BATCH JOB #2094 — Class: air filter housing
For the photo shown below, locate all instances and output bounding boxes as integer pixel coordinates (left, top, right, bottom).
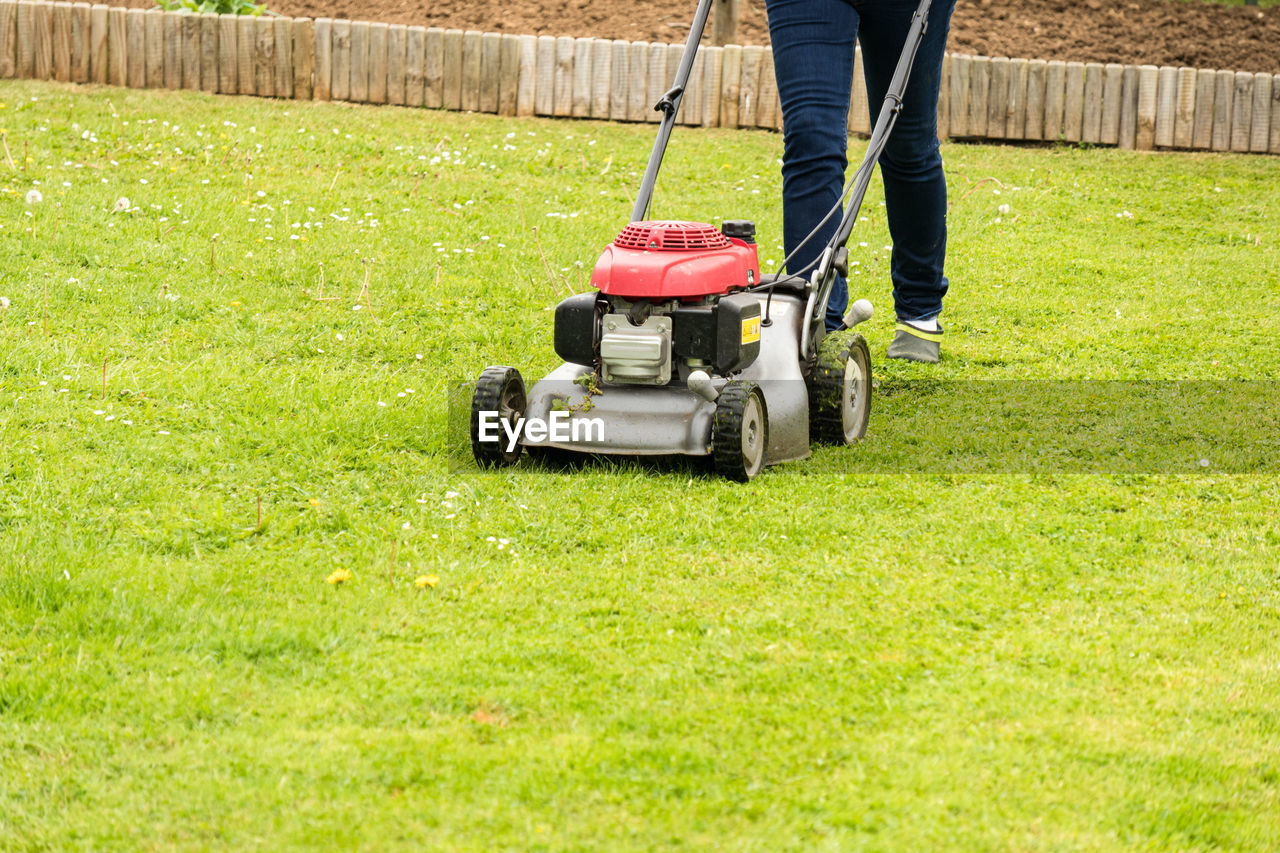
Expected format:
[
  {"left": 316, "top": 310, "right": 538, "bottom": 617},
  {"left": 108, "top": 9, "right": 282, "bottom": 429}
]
[{"left": 590, "top": 220, "right": 760, "bottom": 299}]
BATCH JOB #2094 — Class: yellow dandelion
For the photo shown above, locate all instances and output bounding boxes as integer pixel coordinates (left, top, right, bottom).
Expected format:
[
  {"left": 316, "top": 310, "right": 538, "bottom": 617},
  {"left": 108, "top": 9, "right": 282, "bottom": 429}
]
[
  {"left": 326, "top": 568, "right": 352, "bottom": 585},
  {"left": 414, "top": 574, "right": 439, "bottom": 589},
  {"left": 308, "top": 497, "right": 320, "bottom": 506}
]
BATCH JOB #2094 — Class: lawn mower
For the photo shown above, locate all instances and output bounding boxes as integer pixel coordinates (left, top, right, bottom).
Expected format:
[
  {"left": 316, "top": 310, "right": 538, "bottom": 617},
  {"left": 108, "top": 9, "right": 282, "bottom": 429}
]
[{"left": 471, "top": 0, "right": 933, "bottom": 480}]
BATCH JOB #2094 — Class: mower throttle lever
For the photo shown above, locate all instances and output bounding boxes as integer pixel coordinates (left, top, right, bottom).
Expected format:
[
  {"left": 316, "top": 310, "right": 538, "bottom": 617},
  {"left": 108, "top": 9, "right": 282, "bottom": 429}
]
[{"left": 654, "top": 86, "right": 685, "bottom": 117}]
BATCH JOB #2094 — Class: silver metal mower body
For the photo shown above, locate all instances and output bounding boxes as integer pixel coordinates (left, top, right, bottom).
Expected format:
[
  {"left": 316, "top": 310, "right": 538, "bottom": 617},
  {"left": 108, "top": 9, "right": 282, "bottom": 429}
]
[{"left": 521, "top": 292, "right": 811, "bottom": 466}]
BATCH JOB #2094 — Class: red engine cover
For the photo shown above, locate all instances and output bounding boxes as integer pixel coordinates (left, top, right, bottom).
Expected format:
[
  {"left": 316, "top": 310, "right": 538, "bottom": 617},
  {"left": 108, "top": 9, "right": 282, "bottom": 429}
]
[{"left": 590, "top": 221, "right": 760, "bottom": 299}]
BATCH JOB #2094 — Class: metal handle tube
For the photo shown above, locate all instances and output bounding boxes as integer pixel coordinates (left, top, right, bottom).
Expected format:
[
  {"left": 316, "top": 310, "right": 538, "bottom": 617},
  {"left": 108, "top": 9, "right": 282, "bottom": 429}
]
[{"left": 630, "top": 0, "right": 715, "bottom": 223}]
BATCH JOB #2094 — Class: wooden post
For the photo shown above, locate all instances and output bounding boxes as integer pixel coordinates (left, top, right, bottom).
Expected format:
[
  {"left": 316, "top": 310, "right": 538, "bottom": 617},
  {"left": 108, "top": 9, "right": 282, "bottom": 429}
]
[
  {"left": 217, "top": 14, "right": 236, "bottom": 94},
  {"left": 294, "top": 17, "right": 313, "bottom": 100},
  {"left": 442, "top": 28, "right": 462, "bottom": 109},
  {"left": 404, "top": 25, "right": 425, "bottom": 107},
  {"left": 273, "top": 16, "right": 292, "bottom": 98},
  {"left": 739, "top": 44, "right": 761, "bottom": 128},
  {"left": 1007, "top": 58, "right": 1028, "bottom": 139},
  {"left": 553, "top": 35, "right": 573, "bottom": 117},
  {"left": 1100, "top": 63, "right": 1123, "bottom": 145},
  {"left": 236, "top": 15, "right": 255, "bottom": 96},
  {"left": 53, "top": 2, "right": 73, "bottom": 83},
  {"left": 646, "top": 41, "right": 666, "bottom": 124},
  {"left": 949, "top": 55, "right": 971, "bottom": 137},
  {"left": 1250, "top": 74, "right": 1271, "bottom": 153},
  {"left": 368, "top": 22, "right": 389, "bottom": 105},
  {"left": 1211, "top": 69, "right": 1233, "bottom": 151},
  {"left": 107, "top": 7, "right": 128, "bottom": 87},
  {"left": 198, "top": 13, "right": 216, "bottom": 93},
  {"left": 122, "top": 8, "right": 142, "bottom": 86},
  {"left": 386, "top": 24, "right": 406, "bottom": 106},
  {"left": 15, "top": 2, "right": 33, "bottom": 78},
  {"left": 1024, "top": 59, "right": 1046, "bottom": 141},
  {"left": 72, "top": 3, "right": 91, "bottom": 84},
  {"left": 1155, "top": 66, "right": 1177, "bottom": 148},
  {"left": 330, "top": 19, "right": 349, "bottom": 101},
  {"left": 479, "top": 31, "right": 500, "bottom": 113},
  {"left": 348, "top": 21, "right": 369, "bottom": 103},
  {"left": 89, "top": 4, "right": 106, "bottom": 84},
  {"left": 533, "top": 34, "right": 553, "bottom": 116},
  {"left": 712, "top": 0, "right": 738, "bottom": 47},
  {"left": 179, "top": 11, "right": 198, "bottom": 92},
  {"left": 498, "top": 33, "right": 519, "bottom": 116},
  {"left": 1136, "top": 65, "right": 1158, "bottom": 150},
  {"left": 1063, "top": 61, "right": 1084, "bottom": 142},
  {"left": 968, "top": 56, "right": 989, "bottom": 138},
  {"left": 610, "top": 39, "right": 629, "bottom": 121},
  {"left": 684, "top": 46, "right": 705, "bottom": 126},
  {"left": 33, "top": 3, "right": 53, "bottom": 81},
  {"left": 139, "top": 7, "right": 162, "bottom": 88},
  {"left": 161, "top": 10, "right": 180, "bottom": 89},
  {"left": 986, "top": 57, "right": 1008, "bottom": 138},
  {"left": 759, "top": 48, "right": 778, "bottom": 130},
  {"left": 460, "top": 29, "right": 481, "bottom": 110},
  {"left": 313, "top": 18, "right": 331, "bottom": 100},
  {"left": 588, "top": 37, "right": 609, "bottom": 119},
  {"left": 627, "top": 40, "right": 649, "bottom": 122},
  {"left": 571, "top": 37, "right": 591, "bottom": 118},
  {"left": 1118, "top": 65, "right": 1138, "bottom": 150},
  {"left": 254, "top": 16, "right": 274, "bottom": 97},
  {"left": 515, "top": 34, "right": 535, "bottom": 117},
  {"left": 0, "top": 1, "right": 14, "bottom": 79},
  {"left": 424, "top": 27, "right": 445, "bottom": 108},
  {"left": 1081, "top": 62, "right": 1103, "bottom": 143},
  {"left": 1171, "top": 67, "right": 1196, "bottom": 149},
  {"left": 1229, "top": 71, "right": 1252, "bottom": 152},
  {"left": 719, "top": 44, "right": 740, "bottom": 128},
  {"left": 850, "top": 46, "right": 869, "bottom": 134},
  {"left": 1042, "top": 59, "right": 1064, "bottom": 140},
  {"left": 702, "top": 45, "right": 724, "bottom": 128}
]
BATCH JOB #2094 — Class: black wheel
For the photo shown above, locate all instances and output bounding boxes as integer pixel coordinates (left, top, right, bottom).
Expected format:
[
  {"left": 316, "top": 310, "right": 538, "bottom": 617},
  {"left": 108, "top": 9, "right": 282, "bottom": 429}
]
[
  {"left": 471, "top": 366, "right": 526, "bottom": 468},
  {"left": 713, "top": 381, "right": 768, "bottom": 482},
  {"left": 809, "top": 330, "right": 871, "bottom": 445}
]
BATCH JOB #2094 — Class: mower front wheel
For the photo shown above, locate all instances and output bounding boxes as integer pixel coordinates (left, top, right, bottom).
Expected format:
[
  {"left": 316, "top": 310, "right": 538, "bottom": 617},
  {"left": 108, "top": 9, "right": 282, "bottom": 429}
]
[
  {"left": 808, "top": 330, "right": 871, "bottom": 445},
  {"left": 713, "top": 381, "right": 768, "bottom": 482},
  {"left": 471, "top": 366, "right": 526, "bottom": 468}
]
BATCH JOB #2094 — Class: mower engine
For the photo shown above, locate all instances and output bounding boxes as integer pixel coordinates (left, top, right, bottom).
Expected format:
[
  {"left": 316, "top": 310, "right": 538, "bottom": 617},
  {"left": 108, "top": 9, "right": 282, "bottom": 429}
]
[{"left": 553, "top": 220, "right": 763, "bottom": 387}]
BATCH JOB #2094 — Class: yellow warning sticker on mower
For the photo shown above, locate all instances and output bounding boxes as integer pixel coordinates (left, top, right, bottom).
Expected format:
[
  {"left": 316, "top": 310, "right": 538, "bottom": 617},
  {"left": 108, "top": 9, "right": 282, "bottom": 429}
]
[{"left": 742, "top": 316, "right": 761, "bottom": 345}]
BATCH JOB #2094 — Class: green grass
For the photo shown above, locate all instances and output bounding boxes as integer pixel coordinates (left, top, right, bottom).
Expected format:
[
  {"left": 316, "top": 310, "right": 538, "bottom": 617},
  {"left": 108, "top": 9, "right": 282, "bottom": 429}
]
[{"left": 1, "top": 80, "right": 1279, "bottom": 851}]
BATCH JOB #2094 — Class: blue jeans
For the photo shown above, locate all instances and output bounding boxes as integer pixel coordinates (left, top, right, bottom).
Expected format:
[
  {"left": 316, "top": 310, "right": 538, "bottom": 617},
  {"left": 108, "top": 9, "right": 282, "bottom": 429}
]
[{"left": 765, "top": 0, "right": 955, "bottom": 329}]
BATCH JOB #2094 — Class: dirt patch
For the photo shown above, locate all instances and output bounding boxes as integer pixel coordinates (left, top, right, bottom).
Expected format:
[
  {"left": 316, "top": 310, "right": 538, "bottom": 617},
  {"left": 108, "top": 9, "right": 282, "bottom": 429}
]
[{"left": 108, "top": 0, "right": 1280, "bottom": 75}]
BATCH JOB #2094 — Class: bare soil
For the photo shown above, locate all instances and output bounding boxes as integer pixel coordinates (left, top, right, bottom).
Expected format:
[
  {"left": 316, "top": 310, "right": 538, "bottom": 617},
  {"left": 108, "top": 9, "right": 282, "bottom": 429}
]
[{"left": 113, "top": 0, "right": 1280, "bottom": 74}]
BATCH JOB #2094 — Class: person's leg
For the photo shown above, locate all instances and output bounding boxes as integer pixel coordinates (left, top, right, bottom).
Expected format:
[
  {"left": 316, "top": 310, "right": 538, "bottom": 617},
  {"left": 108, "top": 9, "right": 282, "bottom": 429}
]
[
  {"left": 856, "top": 0, "right": 955, "bottom": 326},
  {"left": 765, "top": 0, "right": 859, "bottom": 331}
]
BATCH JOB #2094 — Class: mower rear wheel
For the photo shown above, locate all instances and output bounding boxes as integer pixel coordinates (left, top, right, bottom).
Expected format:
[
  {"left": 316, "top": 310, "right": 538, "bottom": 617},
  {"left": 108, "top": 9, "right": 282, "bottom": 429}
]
[
  {"left": 713, "top": 381, "right": 768, "bottom": 482},
  {"left": 808, "top": 330, "right": 871, "bottom": 445},
  {"left": 471, "top": 366, "right": 526, "bottom": 468}
]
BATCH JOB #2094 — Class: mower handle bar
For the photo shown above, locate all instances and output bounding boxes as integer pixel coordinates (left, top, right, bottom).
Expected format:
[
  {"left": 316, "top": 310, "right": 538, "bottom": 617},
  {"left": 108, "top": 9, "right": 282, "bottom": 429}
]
[{"left": 630, "top": 0, "right": 715, "bottom": 223}]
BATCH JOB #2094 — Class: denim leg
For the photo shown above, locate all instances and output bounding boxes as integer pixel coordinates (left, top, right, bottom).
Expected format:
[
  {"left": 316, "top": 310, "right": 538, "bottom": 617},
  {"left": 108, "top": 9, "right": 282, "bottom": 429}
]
[
  {"left": 764, "top": 0, "right": 859, "bottom": 331},
  {"left": 856, "top": 0, "right": 956, "bottom": 322}
]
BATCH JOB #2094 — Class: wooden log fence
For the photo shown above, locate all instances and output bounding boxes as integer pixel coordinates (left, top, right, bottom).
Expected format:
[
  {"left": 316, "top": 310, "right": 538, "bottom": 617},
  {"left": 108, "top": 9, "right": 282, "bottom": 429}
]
[{"left": 0, "top": 1, "right": 1278, "bottom": 154}]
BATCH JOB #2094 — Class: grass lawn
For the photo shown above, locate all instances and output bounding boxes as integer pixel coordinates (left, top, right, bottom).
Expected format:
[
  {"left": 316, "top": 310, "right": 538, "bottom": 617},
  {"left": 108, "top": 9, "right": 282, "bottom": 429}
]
[{"left": 1, "top": 79, "right": 1278, "bottom": 850}]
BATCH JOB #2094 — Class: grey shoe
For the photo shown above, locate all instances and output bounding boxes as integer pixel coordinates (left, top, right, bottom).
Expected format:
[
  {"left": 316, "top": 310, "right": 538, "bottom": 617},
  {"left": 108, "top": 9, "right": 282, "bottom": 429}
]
[{"left": 887, "top": 321, "right": 943, "bottom": 364}]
